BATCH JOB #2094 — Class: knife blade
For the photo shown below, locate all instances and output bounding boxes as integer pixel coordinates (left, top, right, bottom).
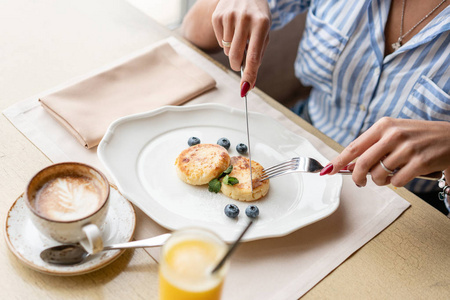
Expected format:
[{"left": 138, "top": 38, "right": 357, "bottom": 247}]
[{"left": 241, "top": 55, "right": 253, "bottom": 192}]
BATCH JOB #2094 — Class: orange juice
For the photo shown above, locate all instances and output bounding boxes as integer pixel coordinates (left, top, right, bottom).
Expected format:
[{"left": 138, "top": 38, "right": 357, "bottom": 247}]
[{"left": 159, "top": 228, "right": 229, "bottom": 300}]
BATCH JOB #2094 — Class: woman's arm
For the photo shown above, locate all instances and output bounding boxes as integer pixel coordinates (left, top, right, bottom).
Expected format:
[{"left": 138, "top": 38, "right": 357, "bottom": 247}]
[{"left": 180, "top": 0, "right": 221, "bottom": 52}]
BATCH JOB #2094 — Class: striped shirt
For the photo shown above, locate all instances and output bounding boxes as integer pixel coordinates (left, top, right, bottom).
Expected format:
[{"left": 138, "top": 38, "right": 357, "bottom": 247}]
[{"left": 269, "top": 0, "right": 450, "bottom": 192}]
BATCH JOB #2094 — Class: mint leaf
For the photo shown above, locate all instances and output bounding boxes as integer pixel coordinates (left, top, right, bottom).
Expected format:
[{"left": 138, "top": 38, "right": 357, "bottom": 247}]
[
  {"left": 221, "top": 165, "right": 233, "bottom": 178},
  {"left": 224, "top": 165, "right": 233, "bottom": 174},
  {"left": 208, "top": 178, "right": 221, "bottom": 193},
  {"left": 227, "top": 177, "right": 239, "bottom": 185},
  {"left": 223, "top": 175, "right": 239, "bottom": 186},
  {"left": 218, "top": 165, "right": 233, "bottom": 179}
]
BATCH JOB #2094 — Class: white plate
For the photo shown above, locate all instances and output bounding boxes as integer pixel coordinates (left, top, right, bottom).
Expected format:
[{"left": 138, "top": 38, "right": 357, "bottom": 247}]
[
  {"left": 5, "top": 187, "right": 136, "bottom": 275},
  {"left": 98, "top": 103, "right": 341, "bottom": 242}
]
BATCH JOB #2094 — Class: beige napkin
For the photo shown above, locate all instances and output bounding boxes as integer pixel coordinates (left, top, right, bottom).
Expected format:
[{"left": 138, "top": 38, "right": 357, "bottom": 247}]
[{"left": 39, "top": 42, "right": 216, "bottom": 149}]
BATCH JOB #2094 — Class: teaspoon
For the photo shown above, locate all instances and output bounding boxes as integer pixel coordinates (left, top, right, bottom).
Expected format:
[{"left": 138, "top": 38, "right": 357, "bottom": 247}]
[{"left": 40, "top": 233, "right": 171, "bottom": 265}]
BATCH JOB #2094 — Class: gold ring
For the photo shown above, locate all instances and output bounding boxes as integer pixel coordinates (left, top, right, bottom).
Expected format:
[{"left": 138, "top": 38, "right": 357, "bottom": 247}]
[
  {"left": 222, "top": 40, "right": 231, "bottom": 48},
  {"left": 379, "top": 160, "right": 395, "bottom": 174}
]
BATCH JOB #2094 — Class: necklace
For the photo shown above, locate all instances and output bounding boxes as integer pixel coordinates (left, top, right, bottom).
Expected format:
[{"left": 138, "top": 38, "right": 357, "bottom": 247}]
[{"left": 391, "top": 0, "right": 447, "bottom": 51}]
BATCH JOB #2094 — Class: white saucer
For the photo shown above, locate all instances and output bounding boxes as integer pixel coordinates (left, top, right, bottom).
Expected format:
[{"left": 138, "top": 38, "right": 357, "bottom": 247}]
[{"left": 5, "top": 186, "right": 136, "bottom": 276}]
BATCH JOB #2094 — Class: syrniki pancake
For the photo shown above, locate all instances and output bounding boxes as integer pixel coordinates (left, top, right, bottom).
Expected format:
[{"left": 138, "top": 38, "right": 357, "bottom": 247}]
[
  {"left": 175, "top": 144, "right": 231, "bottom": 185},
  {"left": 220, "top": 156, "right": 269, "bottom": 201}
]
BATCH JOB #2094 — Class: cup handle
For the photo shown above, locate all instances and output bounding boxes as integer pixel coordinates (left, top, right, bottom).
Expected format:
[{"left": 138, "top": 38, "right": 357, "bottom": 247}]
[{"left": 80, "top": 224, "right": 103, "bottom": 254}]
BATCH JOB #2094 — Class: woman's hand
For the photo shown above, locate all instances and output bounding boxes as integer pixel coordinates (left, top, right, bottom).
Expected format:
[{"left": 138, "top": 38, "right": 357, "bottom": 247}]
[
  {"left": 324, "top": 117, "right": 450, "bottom": 187},
  {"left": 181, "top": 0, "right": 271, "bottom": 95},
  {"left": 212, "top": 0, "right": 271, "bottom": 93}
]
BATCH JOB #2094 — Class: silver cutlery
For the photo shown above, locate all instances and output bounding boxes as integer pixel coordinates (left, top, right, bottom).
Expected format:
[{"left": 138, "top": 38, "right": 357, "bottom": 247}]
[
  {"left": 40, "top": 233, "right": 171, "bottom": 265},
  {"left": 259, "top": 157, "right": 442, "bottom": 182},
  {"left": 241, "top": 50, "right": 253, "bottom": 192}
]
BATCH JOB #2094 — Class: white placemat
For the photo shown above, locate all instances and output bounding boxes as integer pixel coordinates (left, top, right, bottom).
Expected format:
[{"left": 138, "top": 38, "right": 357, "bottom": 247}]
[{"left": 3, "top": 36, "right": 409, "bottom": 300}]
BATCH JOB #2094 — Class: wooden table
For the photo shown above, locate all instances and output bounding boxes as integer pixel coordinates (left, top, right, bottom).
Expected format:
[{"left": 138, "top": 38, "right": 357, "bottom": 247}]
[{"left": 1, "top": 0, "right": 448, "bottom": 299}]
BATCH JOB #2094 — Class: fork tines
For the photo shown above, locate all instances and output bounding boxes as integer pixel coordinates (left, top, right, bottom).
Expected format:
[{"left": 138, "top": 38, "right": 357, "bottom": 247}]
[{"left": 259, "top": 158, "right": 300, "bottom": 182}]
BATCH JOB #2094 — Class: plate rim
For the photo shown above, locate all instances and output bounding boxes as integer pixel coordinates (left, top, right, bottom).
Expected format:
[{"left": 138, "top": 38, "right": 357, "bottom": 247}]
[{"left": 98, "top": 103, "right": 342, "bottom": 242}]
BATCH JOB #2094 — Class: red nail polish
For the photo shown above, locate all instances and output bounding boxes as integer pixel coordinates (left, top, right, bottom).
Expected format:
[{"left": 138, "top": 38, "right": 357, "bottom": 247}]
[
  {"left": 320, "top": 163, "right": 333, "bottom": 176},
  {"left": 241, "top": 81, "right": 250, "bottom": 97}
]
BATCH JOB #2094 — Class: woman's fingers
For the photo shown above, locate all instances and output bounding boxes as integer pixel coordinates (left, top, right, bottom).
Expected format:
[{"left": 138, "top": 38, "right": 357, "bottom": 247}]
[
  {"left": 220, "top": 11, "right": 235, "bottom": 56},
  {"left": 328, "top": 118, "right": 390, "bottom": 175},
  {"left": 329, "top": 118, "right": 407, "bottom": 187},
  {"left": 327, "top": 118, "right": 450, "bottom": 188},
  {"left": 211, "top": 8, "right": 225, "bottom": 49},
  {"left": 211, "top": 0, "right": 270, "bottom": 90},
  {"left": 228, "top": 18, "right": 249, "bottom": 71},
  {"left": 349, "top": 137, "right": 401, "bottom": 187},
  {"left": 240, "top": 16, "right": 270, "bottom": 89}
]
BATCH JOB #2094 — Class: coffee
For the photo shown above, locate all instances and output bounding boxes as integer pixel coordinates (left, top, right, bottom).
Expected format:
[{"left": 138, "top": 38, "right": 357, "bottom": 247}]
[
  {"left": 34, "top": 175, "right": 105, "bottom": 221},
  {"left": 27, "top": 162, "right": 109, "bottom": 223},
  {"left": 26, "top": 162, "right": 110, "bottom": 251}
]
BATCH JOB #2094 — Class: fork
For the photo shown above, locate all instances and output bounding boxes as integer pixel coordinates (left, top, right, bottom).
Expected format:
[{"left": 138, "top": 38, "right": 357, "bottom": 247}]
[
  {"left": 259, "top": 157, "right": 349, "bottom": 182},
  {"left": 258, "top": 157, "right": 441, "bottom": 182}
]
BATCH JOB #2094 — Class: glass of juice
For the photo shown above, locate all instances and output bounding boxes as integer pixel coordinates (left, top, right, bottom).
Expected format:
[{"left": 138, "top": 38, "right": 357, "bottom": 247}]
[{"left": 159, "top": 228, "right": 229, "bottom": 300}]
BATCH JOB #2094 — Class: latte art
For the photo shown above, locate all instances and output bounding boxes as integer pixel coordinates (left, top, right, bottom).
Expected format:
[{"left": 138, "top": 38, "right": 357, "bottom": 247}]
[{"left": 35, "top": 176, "right": 104, "bottom": 221}]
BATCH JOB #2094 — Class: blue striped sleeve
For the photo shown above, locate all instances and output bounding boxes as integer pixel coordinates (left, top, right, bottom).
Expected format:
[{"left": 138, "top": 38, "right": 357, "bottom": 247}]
[{"left": 269, "top": 0, "right": 311, "bottom": 30}]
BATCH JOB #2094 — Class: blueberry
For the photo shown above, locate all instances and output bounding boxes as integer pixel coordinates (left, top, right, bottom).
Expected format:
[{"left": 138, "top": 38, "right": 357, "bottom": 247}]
[
  {"left": 188, "top": 137, "right": 201, "bottom": 146},
  {"left": 236, "top": 143, "right": 248, "bottom": 154},
  {"left": 217, "top": 138, "right": 230, "bottom": 150},
  {"left": 224, "top": 204, "right": 239, "bottom": 218},
  {"left": 245, "top": 205, "right": 259, "bottom": 218}
]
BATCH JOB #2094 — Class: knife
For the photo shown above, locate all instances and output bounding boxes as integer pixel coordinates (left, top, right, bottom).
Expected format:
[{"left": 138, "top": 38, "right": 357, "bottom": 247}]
[{"left": 240, "top": 53, "right": 253, "bottom": 192}]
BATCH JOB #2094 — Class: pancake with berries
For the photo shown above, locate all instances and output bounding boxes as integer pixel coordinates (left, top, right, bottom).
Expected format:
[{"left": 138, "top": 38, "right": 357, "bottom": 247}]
[{"left": 220, "top": 156, "right": 269, "bottom": 201}]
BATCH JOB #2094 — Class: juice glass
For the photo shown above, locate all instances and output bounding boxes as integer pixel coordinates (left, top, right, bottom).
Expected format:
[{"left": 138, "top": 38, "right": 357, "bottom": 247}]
[{"left": 159, "top": 228, "right": 229, "bottom": 300}]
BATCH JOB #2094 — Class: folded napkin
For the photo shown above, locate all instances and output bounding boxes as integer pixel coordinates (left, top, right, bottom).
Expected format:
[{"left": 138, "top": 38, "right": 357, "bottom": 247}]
[{"left": 39, "top": 42, "right": 216, "bottom": 148}]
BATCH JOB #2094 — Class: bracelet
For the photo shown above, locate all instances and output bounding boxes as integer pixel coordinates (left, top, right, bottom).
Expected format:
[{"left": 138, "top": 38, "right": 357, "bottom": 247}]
[{"left": 437, "top": 171, "right": 450, "bottom": 214}]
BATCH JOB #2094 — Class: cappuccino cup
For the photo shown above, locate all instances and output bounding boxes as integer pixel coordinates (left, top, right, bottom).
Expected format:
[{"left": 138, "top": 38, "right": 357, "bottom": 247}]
[{"left": 25, "top": 162, "right": 110, "bottom": 254}]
